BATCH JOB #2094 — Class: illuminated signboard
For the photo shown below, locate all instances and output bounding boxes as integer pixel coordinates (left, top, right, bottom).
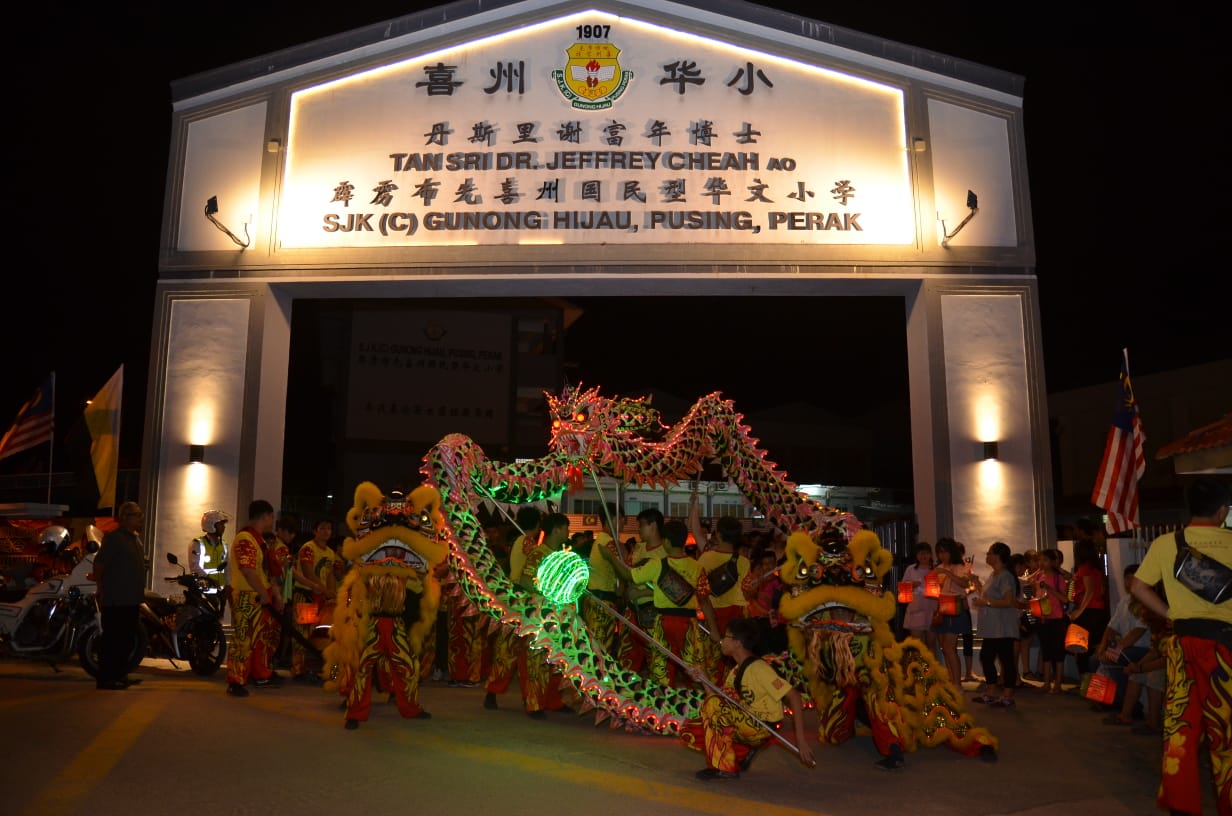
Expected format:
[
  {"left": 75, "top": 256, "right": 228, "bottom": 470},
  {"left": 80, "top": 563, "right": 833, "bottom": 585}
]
[{"left": 280, "top": 10, "right": 912, "bottom": 247}]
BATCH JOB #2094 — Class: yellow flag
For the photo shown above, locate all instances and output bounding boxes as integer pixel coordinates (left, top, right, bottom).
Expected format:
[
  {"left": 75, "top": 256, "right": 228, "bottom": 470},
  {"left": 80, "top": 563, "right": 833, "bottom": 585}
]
[{"left": 84, "top": 366, "right": 123, "bottom": 510}]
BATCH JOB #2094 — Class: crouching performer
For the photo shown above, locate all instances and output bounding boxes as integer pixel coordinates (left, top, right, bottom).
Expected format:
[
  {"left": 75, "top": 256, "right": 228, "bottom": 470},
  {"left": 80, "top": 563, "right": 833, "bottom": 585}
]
[
  {"left": 778, "top": 527, "right": 997, "bottom": 770},
  {"left": 323, "top": 481, "right": 449, "bottom": 730},
  {"left": 680, "top": 617, "right": 816, "bottom": 780}
]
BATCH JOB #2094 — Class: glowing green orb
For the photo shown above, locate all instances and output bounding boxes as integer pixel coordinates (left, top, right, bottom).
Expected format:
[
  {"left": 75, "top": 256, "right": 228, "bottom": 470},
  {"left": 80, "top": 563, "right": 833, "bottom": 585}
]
[{"left": 536, "top": 549, "right": 590, "bottom": 606}]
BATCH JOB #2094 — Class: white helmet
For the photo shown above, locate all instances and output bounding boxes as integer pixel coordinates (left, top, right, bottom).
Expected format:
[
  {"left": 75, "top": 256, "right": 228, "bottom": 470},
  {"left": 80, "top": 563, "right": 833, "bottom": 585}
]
[
  {"left": 40, "top": 525, "right": 71, "bottom": 555},
  {"left": 201, "top": 510, "right": 231, "bottom": 534}
]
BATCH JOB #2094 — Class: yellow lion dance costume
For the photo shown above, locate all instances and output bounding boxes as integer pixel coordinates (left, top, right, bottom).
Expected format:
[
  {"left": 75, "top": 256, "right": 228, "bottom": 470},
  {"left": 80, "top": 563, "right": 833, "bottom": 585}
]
[
  {"left": 324, "top": 481, "right": 449, "bottom": 729},
  {"left": 778, "top": 528, "right": 997, "bottom": 767}
]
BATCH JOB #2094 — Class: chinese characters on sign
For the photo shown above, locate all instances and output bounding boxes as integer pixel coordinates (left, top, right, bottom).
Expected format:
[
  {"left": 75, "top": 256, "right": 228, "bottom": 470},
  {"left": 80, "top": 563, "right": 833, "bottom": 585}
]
[{"left": 282, "top": 17, "right": 913, "bottom": 246}]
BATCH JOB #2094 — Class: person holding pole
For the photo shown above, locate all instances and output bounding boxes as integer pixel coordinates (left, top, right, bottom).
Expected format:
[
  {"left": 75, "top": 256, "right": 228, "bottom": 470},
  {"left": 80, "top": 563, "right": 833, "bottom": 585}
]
[
  {"left": 602, "top": 518, "right": 717, "bottom": 688},
  {"left": 679, "top": 617, "right": 815, "bottom": 780}
]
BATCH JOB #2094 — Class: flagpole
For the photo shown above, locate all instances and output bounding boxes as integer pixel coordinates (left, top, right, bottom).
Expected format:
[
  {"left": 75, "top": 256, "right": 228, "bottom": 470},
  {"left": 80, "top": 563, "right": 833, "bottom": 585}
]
[{"left": 46, "top": 371, "right": 55, "bottom": 505}]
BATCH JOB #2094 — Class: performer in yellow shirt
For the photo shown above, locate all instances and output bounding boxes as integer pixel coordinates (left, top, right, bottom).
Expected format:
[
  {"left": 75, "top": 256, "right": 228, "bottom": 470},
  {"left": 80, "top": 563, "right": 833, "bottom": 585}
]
[
  {"left": 290, "top": 518, "right": 335, "bottom": 682},
  {"left": 1130, "top": 477, "right": 1232, "bottom": 816},
  {"left": 485, "top": 513, "right": 570, "bottom": 718},
  {"left": 693, "top": 511, "right": 750, "bottom": 684},
  {"left": 484, "top": 507, "right": 543, "bottom": 708},
  {"left": 583, "top": 530, "right": 624, "bottom": 660},
  {"left": 680, "top": 617, "right": 814, "bottom": 780},
  {"left": 225, "top": 500, "right": 282, "bottom": 697},
  {"left": 603, "top": 518, "right": 717, "bottom": 688}
]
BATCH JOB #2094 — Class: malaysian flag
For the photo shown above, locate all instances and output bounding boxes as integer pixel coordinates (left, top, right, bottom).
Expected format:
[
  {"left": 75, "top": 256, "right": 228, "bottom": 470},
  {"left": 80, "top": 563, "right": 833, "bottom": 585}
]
[
  {"left": 1090, "top": 350, "right": 1146, "bottom": 534},
  {"left": 0, "top": 373, "right": 55, "bottom": 462}
]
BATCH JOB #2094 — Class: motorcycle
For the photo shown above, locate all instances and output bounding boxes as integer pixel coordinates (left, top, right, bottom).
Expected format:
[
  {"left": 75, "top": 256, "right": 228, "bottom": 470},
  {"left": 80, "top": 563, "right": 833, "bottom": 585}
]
[
  {"left": 0, "top": 526, "right": 103, "bottom": 671},
  {"left": 79, "top": 552, "right": 228, "bottom": 677}
]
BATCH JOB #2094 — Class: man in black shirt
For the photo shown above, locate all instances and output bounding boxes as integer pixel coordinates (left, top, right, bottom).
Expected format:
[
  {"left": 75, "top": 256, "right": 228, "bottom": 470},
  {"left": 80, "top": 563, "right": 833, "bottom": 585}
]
[{"left": 93, "top": 502, "right": 147, "bottom": 690}]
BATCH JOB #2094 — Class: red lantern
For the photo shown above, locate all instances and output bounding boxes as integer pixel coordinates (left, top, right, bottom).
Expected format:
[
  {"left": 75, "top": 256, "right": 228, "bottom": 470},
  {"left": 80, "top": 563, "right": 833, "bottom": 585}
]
[
  {"left": 938, "top": 594, "right": 959, "bottom": 615},
  {"left": 1084, "top": 672, "right": 1116, "bottom": 705},
  {"left": 294, "top": 602, "right": 320, "bottom": 625},
  {"left": 924, "top": 573, "right": 942, "bottom": 598},
  {"left": 896, "top": 582, "right": 913, "bottom": 603},
  {"left": 1065, "top": 623, "right": 1090, "bottom": 654}
]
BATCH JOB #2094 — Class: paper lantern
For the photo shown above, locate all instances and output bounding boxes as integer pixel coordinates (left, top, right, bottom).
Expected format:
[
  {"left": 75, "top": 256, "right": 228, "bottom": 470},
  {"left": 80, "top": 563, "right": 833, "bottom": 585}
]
[
  {"left": 938, "top": 594, "right": 959, "bottom": 615},
  {"left": 1065, "top": 623, "right": 1090, "bottom": 654},
  {"left": 924, "top": 573, "right": 942, "bottom": 598},
  {"left": 1084, "top": 672, "right": 1116, "bottom": 705},
  {"left": 294, "top": 602, "right": 320, "bottom": 625},
  {"left": 896, "top": 582, "right": 913, "bottom": 603},
  {"left": 1028, "top": 597, "right": 1053, "bottom": 618}
]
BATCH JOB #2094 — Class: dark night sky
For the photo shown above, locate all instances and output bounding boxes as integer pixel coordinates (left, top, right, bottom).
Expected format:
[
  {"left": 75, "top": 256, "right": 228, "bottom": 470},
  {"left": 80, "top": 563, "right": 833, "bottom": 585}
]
[{"left": 5, "top": 2, "right": 1226, "bottom": 472}]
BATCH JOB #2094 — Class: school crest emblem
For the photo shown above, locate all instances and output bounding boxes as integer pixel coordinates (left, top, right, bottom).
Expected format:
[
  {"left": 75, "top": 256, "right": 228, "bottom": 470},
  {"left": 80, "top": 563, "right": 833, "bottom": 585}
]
[{"left": 552, "top": 42, "right": 632, "bottom": 110}]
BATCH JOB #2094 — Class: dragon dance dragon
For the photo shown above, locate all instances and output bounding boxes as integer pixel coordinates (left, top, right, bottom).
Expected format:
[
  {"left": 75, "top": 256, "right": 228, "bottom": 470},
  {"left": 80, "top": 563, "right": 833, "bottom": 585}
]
[
  {"left": 423, "top": 385, "right": 857, "bottom": 733},
  {"left": 419, "top": 384, "right": 995, "bottom": 756}
]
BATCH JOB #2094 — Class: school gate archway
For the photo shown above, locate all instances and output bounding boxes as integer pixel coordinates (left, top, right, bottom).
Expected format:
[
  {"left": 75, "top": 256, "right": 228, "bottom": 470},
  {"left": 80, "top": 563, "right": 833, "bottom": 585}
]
[{"left": 146, "top": 0, "right": 1049, "bottom": 586}]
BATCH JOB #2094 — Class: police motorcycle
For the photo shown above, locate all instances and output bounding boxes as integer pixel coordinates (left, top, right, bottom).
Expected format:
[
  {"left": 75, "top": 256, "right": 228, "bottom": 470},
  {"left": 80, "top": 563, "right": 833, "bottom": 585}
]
[
  {"left": 0, "top": 525, "right": 104, "bottom": 670},
  {"left": 79, "top": 552, "right": 228, "bottom": 677}
]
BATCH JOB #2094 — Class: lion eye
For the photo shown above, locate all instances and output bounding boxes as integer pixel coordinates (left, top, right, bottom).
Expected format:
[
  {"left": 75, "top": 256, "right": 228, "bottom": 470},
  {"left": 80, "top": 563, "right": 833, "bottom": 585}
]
[{"left": 574, "top": 410, "right": 588, "bottom": 422}]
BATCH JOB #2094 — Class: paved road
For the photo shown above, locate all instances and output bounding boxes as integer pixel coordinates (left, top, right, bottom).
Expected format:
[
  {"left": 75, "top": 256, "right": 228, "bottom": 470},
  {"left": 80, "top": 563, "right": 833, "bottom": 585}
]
[{"left": 0, "top": 657, "right": 1217, "bottom": 816}]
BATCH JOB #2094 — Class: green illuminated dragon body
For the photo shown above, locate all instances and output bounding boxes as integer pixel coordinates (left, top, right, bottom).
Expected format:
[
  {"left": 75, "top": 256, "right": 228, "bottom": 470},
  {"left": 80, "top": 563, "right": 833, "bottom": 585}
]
[{"left": 423, "top": 385, "right": 858, "bottom": 734}]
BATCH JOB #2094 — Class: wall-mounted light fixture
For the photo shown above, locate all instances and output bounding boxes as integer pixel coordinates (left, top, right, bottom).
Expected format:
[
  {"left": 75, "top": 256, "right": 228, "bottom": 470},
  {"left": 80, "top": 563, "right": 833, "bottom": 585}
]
[
  {"left": 981, "top": 441, "right": 1000, "bottom": 461},
  {"left": 189, "top": 444, "right": 206, "bottom": 464},
  {"left": 940, "top": 189, "right": 979, "bottom": 248},
  {"left": 204, "top": 196, "right": 251, "bottom": 249}
]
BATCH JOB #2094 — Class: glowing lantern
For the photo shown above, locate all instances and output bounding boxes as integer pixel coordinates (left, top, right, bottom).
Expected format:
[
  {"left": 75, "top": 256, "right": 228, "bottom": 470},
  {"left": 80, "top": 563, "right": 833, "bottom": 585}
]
[
  {"left": 294, "top": 602, "right": 320, "bottom": 625},
  {"left": 1084, "top": 672, "right": 1116, "bottom": 705},
  {"left": 896, "top": 582, "right": 913, "bottom": 603},
  {"left": 536, "top": 549, "right": 590, "bottom": 606},
  {"left": 1029, "top": 597, "right": 1053, "bottom": 618},
  {"left": 1065, "top": 623, "right": 1090, "bottom": 654},
  {"left": 938, "top": 594, "right": 959, "bottom": 615},
  {"left": 924, "top": 573, "right": 942, "bottom": 598}
]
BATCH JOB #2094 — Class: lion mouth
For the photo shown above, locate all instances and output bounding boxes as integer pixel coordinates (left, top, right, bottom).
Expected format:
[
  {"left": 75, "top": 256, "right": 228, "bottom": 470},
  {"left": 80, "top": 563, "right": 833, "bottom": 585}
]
[
  {"left": 793, "top": 600, "right": 874, "bottom": 635},
  {"left": 362, "top": 540, "right": 428, "bottom": 571}
]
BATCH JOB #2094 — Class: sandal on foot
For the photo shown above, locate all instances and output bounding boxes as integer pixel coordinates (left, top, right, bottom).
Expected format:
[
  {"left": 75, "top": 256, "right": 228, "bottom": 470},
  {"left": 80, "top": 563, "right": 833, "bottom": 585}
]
[
  {"left": 991, "top": 697, "right": 1016, "bottom": 708},
  {"left": 972, "top": 694, "right": 998, "bottom": 704},
  {"left": 1102, "top": 715, "right": 1133, "bottom": 726}
]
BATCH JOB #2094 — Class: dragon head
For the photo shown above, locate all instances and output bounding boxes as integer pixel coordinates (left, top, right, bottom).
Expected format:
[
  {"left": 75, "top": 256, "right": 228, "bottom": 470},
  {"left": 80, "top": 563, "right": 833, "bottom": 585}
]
[
  {"left": 778, "top": 527, "right": 894, "bottom": 637},
  {"left": 341, "top": 481, "right": 449, "bottom": 573},
  {"left": 546, "top": 384, "right": 665, "bottom": 459}
]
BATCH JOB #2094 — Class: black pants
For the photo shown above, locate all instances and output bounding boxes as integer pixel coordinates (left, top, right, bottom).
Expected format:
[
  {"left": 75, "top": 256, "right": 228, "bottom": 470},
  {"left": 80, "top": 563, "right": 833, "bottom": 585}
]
[
  {"left": 1074, "top": 607, "right": 1110, "bottom": 676},
  {"left": 980, "top": 636, "right": 1018, "bottom": 689},
  {"left": 100, "top": 605, "right": 139, "bottom": 684}
]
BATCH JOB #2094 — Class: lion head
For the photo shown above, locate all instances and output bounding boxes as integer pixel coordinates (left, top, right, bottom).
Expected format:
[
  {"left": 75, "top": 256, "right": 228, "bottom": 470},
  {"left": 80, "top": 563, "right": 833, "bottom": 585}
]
[
  {"left": 341, "top": 481, "right": 449, "bottom": 577},
  {"left": 778, "top": 527, "right": 895, "bottom": 637}
]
